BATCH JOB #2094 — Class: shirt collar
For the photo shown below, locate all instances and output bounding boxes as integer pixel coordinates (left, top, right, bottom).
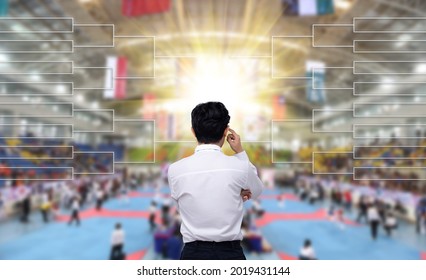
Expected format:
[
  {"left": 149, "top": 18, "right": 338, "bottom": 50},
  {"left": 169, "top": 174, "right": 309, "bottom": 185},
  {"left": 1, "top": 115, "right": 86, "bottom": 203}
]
[{"left": 195, "top": 144, "right": 222, "bottom": 153}]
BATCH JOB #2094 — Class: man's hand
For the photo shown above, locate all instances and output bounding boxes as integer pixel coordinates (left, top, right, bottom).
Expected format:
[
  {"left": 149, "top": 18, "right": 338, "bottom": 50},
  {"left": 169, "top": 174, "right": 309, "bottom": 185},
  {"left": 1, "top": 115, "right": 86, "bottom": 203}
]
[
  {"left": 241, "top": 189, "right": 252, "bottom": 202},
  {"left": 227, "top": 128, "right": 244, "bottom": 154}
]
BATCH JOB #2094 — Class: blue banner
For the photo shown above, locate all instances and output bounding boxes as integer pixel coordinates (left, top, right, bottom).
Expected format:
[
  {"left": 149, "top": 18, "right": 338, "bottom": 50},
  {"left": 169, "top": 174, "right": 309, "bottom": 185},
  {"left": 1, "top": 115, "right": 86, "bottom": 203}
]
[{"left": 0, "top": 0, "right": 8, "bottom": 16}]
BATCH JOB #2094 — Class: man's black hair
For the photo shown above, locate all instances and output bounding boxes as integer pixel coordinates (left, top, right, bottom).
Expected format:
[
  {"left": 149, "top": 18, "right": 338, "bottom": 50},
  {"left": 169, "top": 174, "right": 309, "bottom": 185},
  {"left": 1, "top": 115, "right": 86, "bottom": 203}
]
[
  {"left": 191, "top": 102, "right": 230, "bottom": 144},
  {"left": 304, "top": 239, "right": 311, "bottom": 247}
]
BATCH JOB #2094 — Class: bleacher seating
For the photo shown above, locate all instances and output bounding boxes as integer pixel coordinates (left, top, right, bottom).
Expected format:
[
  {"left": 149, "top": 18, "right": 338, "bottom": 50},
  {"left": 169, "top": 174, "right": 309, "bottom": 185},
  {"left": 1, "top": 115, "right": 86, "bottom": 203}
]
[{"left": 0, "top": 139, "right": 125, "bottom": 182}]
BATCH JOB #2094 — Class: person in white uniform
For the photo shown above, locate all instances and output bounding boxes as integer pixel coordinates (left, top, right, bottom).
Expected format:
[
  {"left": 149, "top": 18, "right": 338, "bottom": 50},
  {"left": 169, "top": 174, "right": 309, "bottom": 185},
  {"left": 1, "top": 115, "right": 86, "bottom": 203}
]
[
  {"left": 367, "top": 203, "right": 381, "bottom": 240},
  {"left": 299, "top": 239, "right": 316, "bottom": 260},
  {"left": 168, "top": 102, "right": 263, "bottom": 260},
  {"left": 110, "top": 223, "right": 125, "bottom": 260}
]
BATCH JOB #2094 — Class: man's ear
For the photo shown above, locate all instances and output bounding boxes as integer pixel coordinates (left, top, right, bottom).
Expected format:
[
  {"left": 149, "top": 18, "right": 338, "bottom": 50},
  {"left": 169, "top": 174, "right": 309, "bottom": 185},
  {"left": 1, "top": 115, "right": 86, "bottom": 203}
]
[
  {"left": 191, "top": 127, "right": 196, "bottom": 138},
  {"left": 224, "top": 126, "right": 230, "bottom": 136}
]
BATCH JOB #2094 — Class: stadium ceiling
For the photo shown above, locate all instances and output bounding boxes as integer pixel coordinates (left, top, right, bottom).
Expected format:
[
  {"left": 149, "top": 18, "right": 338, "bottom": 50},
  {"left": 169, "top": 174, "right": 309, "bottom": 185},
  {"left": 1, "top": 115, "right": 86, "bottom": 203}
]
[{"left": 2, "top": 0, "right": 426, "bottom": 117}]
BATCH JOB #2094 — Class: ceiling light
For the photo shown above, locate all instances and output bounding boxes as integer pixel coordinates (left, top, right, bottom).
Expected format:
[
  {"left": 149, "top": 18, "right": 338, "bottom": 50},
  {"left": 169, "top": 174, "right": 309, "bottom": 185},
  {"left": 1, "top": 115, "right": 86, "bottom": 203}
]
[
  {"left": 415, "top": 63, "right": 426, "bottom": 73},
  {"left": 76, "top": 94, "right": 85, "bottom": 103},
  {"left": 395, "top": 34, "right": 411, "bottom": 47},
  {"left": 334, "top": 0, "right": 352, "bottom": 10},
  {"left": 381, "top": 77, "right": 394, "bottom": 89},
  {"left": 0, "top": 54, "right": 9, "bottom": 62},
  {"left": 30, "top": 74, "right": 41, "bottom": 81},
  {"left": 56, "top": 85, "right": 66, "bottom": 94},
  {"left": 91, "top": 102, "right": 99, "bottom": 109},
  {"left": 11, "top": 24, "right": 25, "bottom": 32}
]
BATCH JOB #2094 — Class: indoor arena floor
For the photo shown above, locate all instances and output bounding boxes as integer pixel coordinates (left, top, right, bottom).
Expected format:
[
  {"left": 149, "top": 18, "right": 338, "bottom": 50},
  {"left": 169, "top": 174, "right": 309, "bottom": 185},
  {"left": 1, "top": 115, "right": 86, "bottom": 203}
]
[{"left": 0, "top": 186, "right": 425, "bottom": 260}]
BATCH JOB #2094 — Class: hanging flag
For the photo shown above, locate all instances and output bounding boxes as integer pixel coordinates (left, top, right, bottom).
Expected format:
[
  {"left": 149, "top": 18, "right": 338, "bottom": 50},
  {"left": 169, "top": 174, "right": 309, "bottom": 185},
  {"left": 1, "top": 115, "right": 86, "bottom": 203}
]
[
  {"left": 142, "top": 93, "right": 156, "bottom": 119},
  {"left": 282, "top": 0, "right": 334, "bottom": 16},
  {"left": 157, "top": 110, "right": 167, "bottom": 139},
  {"left": 0, "top": 0, "right": 8, "bottom": 16},
  {"left": 122, "top": 0, "right": 171, "bottom": 17},
  {"left": 273, "top": 95, "right": 286, "bottom": 119},
  {"left": 306, "top": 60, "right": 326, "bottom": 103},
  {"left": 103, "top": 56, "right": 127, "bottom": 99}
]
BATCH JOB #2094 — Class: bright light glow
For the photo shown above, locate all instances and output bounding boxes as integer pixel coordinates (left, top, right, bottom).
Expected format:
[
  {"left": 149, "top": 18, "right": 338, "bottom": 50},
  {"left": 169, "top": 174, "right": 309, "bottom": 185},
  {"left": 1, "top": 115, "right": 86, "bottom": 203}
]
[
  {"left": 291, "top": 138, "right": 300, "bottom": 152},
  {"left": 184, "top": 57, "right": 258, "bottom": 112},
  {"left": 11, "top": 24, "right": 25, "bottom": 32},
  {"left": 30, "top": 74, "right": 41, "bottom": 81},
  {"left": 334, "top": 0, "right": 352, "bottom": 10},
  {"left": 393, "top": 127, "right": 400, "bottom": 134},
  {"left": 415, "top": 63, "right": 426, "bottom": 73},
  {"left": 0, "top": 54, "right": 9, "bottom": 62},
  {"left": 91, "top": 102, "right": 99, "bottom": 109},
  {"left": 395, "top": 34, "right": 411, "bottom": 47},
  {"left": 56, "top": 85, "right": 66, "bottom": 94},
  {"left": 381, "top": 77, "right": 394, "bottom": 89},
  {"left": 76, "top": 94, "right": 85, "bottom": 103}
]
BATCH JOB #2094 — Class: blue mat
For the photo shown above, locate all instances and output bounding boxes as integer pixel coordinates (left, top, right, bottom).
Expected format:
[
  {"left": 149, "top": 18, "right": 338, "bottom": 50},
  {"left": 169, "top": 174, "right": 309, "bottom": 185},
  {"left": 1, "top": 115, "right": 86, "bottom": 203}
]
[
  {"left": 103, "top": 197, "right": 153, "bottom": 211},
  {"left": 0, "top": 218, "right": 152, "bottom": 260},
  {"left": 245, "top": 199, "right": 321, "bottom": 213},
  {"left": 262, "top": 220, "right": 421, "bottom": 260}
]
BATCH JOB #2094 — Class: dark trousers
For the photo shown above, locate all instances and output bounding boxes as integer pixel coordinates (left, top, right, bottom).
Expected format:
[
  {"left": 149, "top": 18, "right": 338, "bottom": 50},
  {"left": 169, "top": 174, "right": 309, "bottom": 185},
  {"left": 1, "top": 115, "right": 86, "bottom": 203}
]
[
  {"left": 356, "top": 210, "right": 367, "bottom": 223},
  {"left": 149, "top": 213, "right": 156, "bottom": 232},
  {"left": 370, "top": 220, "right": 379, "bottom": 239},
  {"left": 110, "top": 244, "right": 124, "bottom": 260},
  {"left": 180, "top": 240, "right": 246, "bottom": 260},
  {"left": 68, "top": 210, "right": 80, "bottom": 226},
  {"left": 41, "top": 209, "right": 49, "bottom": 223},
  {"left": 96, "top": 199, "right": 103, "bottom": 211},
  {"left": 384, "top": 225, "right": 396, "bottom": 236}
]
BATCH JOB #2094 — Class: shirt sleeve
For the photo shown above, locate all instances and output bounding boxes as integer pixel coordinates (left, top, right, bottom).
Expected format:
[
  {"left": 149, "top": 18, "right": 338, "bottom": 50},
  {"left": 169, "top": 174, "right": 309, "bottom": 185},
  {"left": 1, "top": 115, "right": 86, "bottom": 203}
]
[
  {"left": 244, "top": 158, "right": 263, "bottom": 199},
  {"left": 234, "top": 150, "right": 249, "bottom": 161},
  {"left": 235, "top": 151, "right": 263, "bottom": 199},
  {"left": 246, "top": 161, "right": 263, "bottom": 199},
  {"left": 167, "top": 166, "right": 177, "bottom": 201}
]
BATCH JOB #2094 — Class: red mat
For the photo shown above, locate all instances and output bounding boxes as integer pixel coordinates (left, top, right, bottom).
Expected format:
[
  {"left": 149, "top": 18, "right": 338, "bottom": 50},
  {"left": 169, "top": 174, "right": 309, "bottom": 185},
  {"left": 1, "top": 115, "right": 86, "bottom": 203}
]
[
  {"left": 56, "top": 208, "right": 150, "bottom": 222},
  {"left": 255, "top": 209, "right": 359, "bottom": 227},
  {"left": 259, "top": 194, "right": 299, "bottom": 201},
  {"left": 277, "top": 251, "right": 297, "bottom": 260},
  {"left": 126, "top": 249, "right": 148, "bottom": 260}
]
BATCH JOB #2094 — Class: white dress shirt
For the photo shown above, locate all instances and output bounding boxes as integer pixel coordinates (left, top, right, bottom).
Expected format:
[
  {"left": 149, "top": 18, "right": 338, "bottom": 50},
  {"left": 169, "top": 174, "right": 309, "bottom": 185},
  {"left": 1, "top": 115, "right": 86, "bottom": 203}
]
[
  {"left": 300, "top": 246, "right": 315, "bottom": 259},
  {"left": 367, "top": 207, "right": 380, "bottom": 222},
  {"left": 111, "top": 229, "right": 125, "bottom": 246},
  {"left": 168, "top": 144, "right": 263, "bottom": 243},
  {"left": 71, "top": 199, "right": 80, "bottom": 211}
]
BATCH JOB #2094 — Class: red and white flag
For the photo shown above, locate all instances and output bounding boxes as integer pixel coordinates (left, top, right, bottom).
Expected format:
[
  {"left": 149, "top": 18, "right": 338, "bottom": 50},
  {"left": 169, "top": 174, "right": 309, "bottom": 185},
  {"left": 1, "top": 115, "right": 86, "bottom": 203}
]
[
  {"left": 104, "top": 56, "right": 127, "bottom": 99},
  {"left": 122, "top": 0, "right": 170, "bottom": 17}
]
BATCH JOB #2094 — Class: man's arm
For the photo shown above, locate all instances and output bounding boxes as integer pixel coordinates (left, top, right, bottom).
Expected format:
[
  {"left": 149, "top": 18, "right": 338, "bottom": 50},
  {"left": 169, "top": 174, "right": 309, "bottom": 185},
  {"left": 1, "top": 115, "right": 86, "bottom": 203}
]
[
  {"left": 246, "top": 161, "right": 263, "bottom": 199},
  {"left": 167, "top": 165, "right": 178, "bottom": 202},
  {"left": 227, "top": 128, "right": 263, "bottom": 200}
]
